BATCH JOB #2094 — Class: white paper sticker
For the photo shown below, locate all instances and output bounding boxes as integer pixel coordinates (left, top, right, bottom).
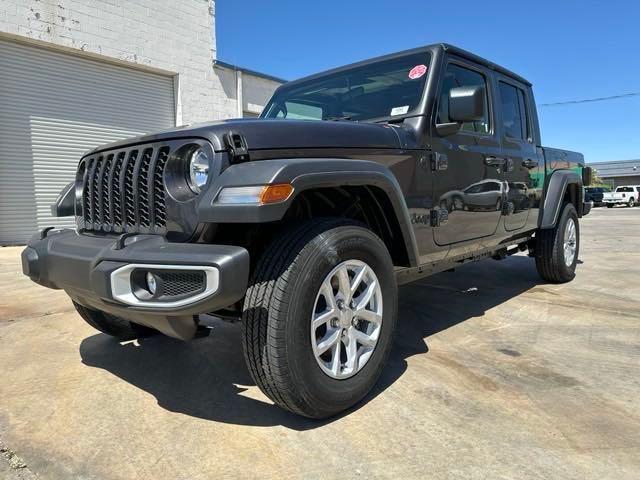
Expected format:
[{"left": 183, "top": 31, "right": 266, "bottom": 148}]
[{"left": 390, "top": 105, "right": 409, "bottom": 116}]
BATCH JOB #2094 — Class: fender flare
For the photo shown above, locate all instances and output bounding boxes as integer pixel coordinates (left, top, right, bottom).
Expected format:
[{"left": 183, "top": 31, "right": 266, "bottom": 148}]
[
  {"left": 51, "top": 182, "right": 75, "bottom": 217},
  {"left": 539, "top": 169, "right": 583, "bottom": 229},
  {"left": 198, "top": 158, "right": 420, "bottom": 266}
]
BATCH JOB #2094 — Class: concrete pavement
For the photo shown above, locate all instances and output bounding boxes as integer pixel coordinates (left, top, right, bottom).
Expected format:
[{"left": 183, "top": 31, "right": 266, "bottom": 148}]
[{"left": 1, "top": 208, "right": 639, "bottom": 479}]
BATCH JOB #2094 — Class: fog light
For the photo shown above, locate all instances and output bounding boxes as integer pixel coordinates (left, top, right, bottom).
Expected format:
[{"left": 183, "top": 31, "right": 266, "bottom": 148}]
[{"left": 146, "top": 272, "right": 157, "bottom": 295}]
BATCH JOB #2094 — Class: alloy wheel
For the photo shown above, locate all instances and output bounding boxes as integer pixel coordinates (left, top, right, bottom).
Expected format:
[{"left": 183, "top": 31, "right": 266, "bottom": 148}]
[{"left": 311, "top": 260, "right": 383, "bottom": 380}]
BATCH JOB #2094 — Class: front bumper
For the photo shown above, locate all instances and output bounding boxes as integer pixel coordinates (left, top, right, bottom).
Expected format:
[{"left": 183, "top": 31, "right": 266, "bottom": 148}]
[{"left": 22, "top": 229, "right": 250, "bottom": 340}]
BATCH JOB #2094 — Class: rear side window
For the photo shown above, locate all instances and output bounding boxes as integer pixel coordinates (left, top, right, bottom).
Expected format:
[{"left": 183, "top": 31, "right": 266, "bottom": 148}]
[
  {"left": 499, "top": 82, "right": 529, "bottom": 141},
  {"left": 437, "top": 64, "right": 490, "bottom": 134}
]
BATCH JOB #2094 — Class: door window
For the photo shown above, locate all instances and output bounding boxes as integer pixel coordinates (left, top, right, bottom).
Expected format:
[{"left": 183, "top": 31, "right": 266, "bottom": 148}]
[
  {"left": 499, "top": 82, "right": 530, "bottom": 141},
  {"left": 437, "top": 64, "right": 490, "bottom": 134}
]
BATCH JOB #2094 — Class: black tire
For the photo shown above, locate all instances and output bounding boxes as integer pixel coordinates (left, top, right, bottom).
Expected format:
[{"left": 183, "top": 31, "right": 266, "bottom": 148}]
[
  {"left": 241, "top": 218, "right": 398, "bottom": 419},
  {"left": 628, "top": 198, "right": 635, "bottom": 207},
  {"left": 606, "top": 204, "right": 613, "bottom": 208},
  {"left": 73, "top": 302, "right": 155, "bottom": 341},
  {"left": 535, "top": 203, "right": 579, "bottom": 283}
]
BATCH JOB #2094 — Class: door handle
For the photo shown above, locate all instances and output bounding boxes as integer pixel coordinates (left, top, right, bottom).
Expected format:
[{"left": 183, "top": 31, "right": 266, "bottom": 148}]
[
  {"left": 522, "top": 158, "right": 539, "bottom": 169},
  {"left": 484, "top": 156, "right": 505, "bottom": 167}
]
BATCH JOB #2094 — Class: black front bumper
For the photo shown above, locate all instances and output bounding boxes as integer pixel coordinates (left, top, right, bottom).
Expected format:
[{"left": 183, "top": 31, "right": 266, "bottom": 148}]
[{"left": 22, "top": 229, "right": 250, "bottom": 340}]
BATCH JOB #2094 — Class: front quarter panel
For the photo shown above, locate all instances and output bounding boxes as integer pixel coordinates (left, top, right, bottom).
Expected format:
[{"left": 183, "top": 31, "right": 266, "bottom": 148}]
[{"left": 197, "top": 158, "right": 420, "bottom": 266}]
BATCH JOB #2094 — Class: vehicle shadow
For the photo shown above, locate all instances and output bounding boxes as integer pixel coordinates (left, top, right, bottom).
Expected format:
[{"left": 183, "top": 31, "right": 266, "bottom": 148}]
[{"left": 79, "top": 255, "right": 541, "bottom": 430}]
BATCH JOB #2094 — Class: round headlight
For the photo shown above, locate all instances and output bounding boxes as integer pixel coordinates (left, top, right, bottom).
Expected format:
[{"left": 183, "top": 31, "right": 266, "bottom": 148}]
[{"left": 187, "top": 147, "right": 210, "bottom": 193}]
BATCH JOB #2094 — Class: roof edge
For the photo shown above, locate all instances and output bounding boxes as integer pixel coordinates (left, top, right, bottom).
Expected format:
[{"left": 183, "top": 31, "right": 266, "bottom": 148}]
[{"left": 213, "top": 59, "right": 287, "bottom": 84}]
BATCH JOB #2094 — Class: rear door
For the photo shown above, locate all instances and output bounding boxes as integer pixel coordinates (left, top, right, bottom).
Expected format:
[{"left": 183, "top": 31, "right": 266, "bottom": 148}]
[
  {"left": 496, "top": 77, "right": 538, "bottom": 231},
  {"left": 430, "top": 58, "right": 503, "bottom": 246}
]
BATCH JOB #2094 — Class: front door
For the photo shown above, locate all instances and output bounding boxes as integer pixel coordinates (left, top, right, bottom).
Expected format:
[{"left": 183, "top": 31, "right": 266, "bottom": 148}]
[
  {"left": 431, "top": 59, "right": 503, "bottom": 246},
  {"left": 496, "top": 78, "right": 537, "bottom": 231}
]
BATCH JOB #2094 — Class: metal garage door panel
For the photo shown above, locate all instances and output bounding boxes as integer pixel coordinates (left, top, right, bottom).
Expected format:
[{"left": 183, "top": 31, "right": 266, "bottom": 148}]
[{"left": 0, "top": 39, "right": 175, "bottom": 244}]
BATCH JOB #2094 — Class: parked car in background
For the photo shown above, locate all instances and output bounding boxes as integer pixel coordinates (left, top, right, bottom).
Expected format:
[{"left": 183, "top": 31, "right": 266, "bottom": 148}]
[
  {"left": 603, "top": 186, "right": 640, "bottom": 208},
  {"left": 440, "top": 179, "right": 505, "bottom": 212},
  {"left": 584, "top": 186, "right": 610, "bottom": 207}
]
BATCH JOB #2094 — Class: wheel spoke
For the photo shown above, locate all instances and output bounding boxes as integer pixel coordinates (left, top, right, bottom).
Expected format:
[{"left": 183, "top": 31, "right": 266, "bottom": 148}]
[
  {"left": 344, "top": 333, "right": 358, "bottom": 371},
  {"left": 355, "top": 307, "right": 382, "bottom": 325},
  {"left": 352, "top": 328, "right": 377, "bottom": 347},
  {"left": 320, "top": 281, "right": 337, "bottom": 311},
  {"left": 355, "top": 280, "right": 377, "bottom": 311},
  {"left": 330, "top": 340, "right": 342, "bottom": 376},
  {"left": 312, "top": 309, "right": 335, "bottom": 330},
  {"left": 336, "top": 265, "right": 351, "bottom": 301},
  {"left": 316, "top": 329, "right": 340, "bottom": 355},
  {"left": 350, "top": 264, "right": 367, "bottom": 298}
]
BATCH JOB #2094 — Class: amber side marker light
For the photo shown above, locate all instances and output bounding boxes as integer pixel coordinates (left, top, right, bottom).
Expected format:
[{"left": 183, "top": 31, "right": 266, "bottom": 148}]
[
  {"left": 260, "top": 184, "right": 294, "bottom": 204},
  {"left": 216, "top": 184, "right": 294, "bottom": 205}
]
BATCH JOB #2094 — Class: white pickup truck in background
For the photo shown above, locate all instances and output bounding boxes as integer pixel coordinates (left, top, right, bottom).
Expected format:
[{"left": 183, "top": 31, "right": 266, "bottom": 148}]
[{"left": 603, "top": 186, "right": 640, "bottom": 208}]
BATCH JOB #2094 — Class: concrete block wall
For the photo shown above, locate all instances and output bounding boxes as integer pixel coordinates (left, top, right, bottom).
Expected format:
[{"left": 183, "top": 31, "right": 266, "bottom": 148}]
[
  {"left": 243, "top": 75, "right": 282, "bottom": 115},
  {"left": 0, "top": 0, "right": 237, "bottom": 123}
]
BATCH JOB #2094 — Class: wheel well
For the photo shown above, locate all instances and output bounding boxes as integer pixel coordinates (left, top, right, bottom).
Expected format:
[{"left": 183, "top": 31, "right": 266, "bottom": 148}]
[
  {"left": 202, "top": 186, "right": 411, "bottom": 268},
  {"left": 563, "top": 182, "right": 582, "bottom": 214},
  {"left": 286, "top": 186, "right": 410, "bottom": 266}
]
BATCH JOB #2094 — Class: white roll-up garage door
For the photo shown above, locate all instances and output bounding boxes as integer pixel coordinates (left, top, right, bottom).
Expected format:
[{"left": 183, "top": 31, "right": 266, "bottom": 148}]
[{"left": 0, "top": 38, "right": 176, "bottom": 244}]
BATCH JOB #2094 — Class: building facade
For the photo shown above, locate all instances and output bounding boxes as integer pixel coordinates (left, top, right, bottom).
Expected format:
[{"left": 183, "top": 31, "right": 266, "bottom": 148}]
[
  {"left": 589, "top": 159, "right": 640, "bottom": 188},
  {"left": 0, "top": 0, "right": 283, "bottom": 243}
]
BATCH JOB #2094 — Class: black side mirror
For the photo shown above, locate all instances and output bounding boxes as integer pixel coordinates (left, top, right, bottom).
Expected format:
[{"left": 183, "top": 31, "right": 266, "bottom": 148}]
[
  {"left": 449, "top": 85, "right": 486, "bottom": 122},
  {"left": 436, "top": 85, "right": 486, "bottom": 136}
]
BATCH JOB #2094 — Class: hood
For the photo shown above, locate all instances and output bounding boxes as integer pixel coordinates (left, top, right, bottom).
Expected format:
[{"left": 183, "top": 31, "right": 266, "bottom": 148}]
[{"left": 84, "top": 118, "right": 410, "bottom": 157}]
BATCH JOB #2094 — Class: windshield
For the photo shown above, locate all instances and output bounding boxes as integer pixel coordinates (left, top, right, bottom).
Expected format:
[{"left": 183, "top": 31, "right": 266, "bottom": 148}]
[
  {"left": 616, "top": 187, "right": 633, "bottom": 192},
  {"left": 262, "top": 52, "right": 431, "bottom": 122}
]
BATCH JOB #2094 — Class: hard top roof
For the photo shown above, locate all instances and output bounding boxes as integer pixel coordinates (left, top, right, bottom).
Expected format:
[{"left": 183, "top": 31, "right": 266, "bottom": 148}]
[{"left": 281, "top": 43, "right": 531, "bottom": 89}]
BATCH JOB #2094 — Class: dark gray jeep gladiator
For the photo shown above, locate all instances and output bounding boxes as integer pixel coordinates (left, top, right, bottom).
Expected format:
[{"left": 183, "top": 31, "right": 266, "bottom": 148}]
[{"left": 22, "top": 44, "right": 592, "bottom": 418}]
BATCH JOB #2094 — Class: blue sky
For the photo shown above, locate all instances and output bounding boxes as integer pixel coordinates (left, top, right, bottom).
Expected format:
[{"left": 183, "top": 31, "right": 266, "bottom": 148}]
[{"left": 217, "top": 0, "right": 639, "bottom": 162}]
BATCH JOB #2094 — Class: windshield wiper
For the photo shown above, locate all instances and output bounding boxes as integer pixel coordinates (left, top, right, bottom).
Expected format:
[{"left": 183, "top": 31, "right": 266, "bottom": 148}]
[{"left": 323, "top": 115, "right": 352, "bottom": 121}]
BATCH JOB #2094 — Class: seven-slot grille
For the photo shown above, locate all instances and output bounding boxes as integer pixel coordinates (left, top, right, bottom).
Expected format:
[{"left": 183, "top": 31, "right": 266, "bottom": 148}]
[{"left": 78, "top": 145, "right": 170, "bottom": 234}]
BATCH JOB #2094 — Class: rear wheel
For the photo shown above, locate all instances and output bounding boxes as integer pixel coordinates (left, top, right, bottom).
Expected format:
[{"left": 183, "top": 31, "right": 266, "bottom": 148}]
[
  {"left": 606, "top": 204, "right": 614, "bottom": 208},
  {"left": 241, "top": 218, "right": 397, "bottom": 418},
  {"left": 628, "top": 198, "right": 635, "bottom": 207},
  {"left": 535, "top": 203, "right": 579, "bottom": 283},
  {"left": 73, "top": 302, "right": 155, "bottom": 340}
]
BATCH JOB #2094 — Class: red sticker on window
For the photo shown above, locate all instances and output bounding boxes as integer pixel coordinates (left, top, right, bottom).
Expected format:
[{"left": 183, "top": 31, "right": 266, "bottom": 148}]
[{"left": 408, "top": 64, "right": 427, "bottom": 80}]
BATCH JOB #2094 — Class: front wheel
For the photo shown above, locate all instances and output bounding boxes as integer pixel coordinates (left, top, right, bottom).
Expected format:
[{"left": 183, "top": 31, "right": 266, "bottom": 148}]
[
  {"left": 606, "top": 204, "right": 614, "bottom": 208},
  {"left": 241, "top": 219, "right": 397, "bottom": 418},
  {"left": 534, "top": 203, "right": 579, "bottom": 283},
  {"left": 628, "top": 198, "right": 635, "bottom": 207}
]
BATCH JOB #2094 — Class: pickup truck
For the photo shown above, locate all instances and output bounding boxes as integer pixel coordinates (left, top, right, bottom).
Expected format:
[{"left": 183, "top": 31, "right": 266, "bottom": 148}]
[
  {"left": 22, "top": 43, "right": 591, "bottom": 418},
  {"left": 603, "top": 186, "right": 640, "bottom": 207},
  {"left": 584, "top": 186, "right": 610, "bottom": 207}
]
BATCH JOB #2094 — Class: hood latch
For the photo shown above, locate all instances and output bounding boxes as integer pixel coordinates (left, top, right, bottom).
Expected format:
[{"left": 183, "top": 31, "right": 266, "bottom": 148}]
[{"left": 223, "top": 131, "right": 250, "bottom": 163}]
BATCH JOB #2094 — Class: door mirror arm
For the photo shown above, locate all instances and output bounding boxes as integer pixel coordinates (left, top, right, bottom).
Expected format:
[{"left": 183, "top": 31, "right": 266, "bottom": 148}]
[{"left": 435, "top": 122, "right": 462, "bottom": 136}]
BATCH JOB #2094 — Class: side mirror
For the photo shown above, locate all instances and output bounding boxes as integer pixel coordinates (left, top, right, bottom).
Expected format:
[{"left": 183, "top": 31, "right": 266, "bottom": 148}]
[
  {"left": 449, "top": 85, "right": 486, "bottom": 123},
  {"left": 582, "top": 166, "right": 593, "bottom": 186},
  {"left": 435, "top": 85, "right": 486, "bottom": 136}
]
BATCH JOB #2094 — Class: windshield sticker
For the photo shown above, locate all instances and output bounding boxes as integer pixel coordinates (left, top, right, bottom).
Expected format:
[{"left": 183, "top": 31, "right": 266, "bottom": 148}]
[
  {"left": 408, "top": 64, "right": 427, "bottom": 80},
  {"left": 390, "top": 105, "right": 410, "bottom": 116}
]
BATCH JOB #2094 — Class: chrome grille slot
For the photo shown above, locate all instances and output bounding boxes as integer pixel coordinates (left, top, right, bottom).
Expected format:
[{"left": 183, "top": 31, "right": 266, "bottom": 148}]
[{"left": 79, "top": 143, "right": 174, "bottom": 234}]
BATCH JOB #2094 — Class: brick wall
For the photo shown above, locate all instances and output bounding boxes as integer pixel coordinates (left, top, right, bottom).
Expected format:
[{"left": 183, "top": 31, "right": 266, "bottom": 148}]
[{"left": 0, "top": 0, "right": 237, "bottom": 123}]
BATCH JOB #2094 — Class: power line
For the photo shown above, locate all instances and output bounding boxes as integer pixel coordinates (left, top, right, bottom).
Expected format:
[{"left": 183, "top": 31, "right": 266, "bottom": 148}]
[{"left": 539, "top": 92, "right": 640, "bottom": 107}]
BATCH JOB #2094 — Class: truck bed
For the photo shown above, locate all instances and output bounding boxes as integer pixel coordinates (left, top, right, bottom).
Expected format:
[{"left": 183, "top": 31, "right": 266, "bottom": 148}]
[{"left": 541, "top": 147, "right": 585, "bottom": 171}]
